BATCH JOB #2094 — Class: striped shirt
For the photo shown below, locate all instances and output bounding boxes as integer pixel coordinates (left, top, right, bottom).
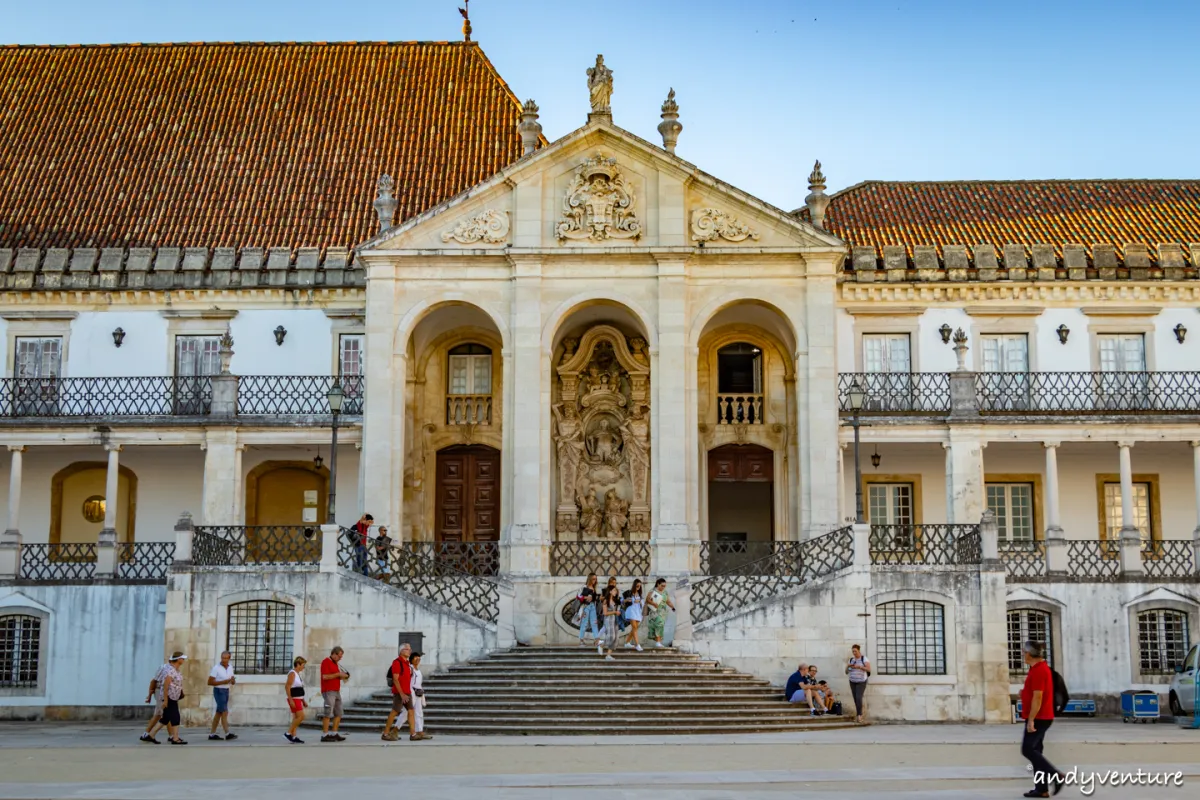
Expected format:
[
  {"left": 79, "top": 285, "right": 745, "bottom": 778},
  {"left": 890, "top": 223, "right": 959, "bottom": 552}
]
[{"left": 848, "top": 656, "right": 870, "bottom": 683}]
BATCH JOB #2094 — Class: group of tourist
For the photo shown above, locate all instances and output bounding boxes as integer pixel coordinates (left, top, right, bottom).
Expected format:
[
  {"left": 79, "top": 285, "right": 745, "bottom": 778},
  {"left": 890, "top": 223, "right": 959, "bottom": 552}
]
[
  {"left": 137, "top": 642, "right": 431, "bottom": 745},
  {"left": 575, "top": 573, "right": 675, "bottom": 659},
  {"left": 784, "top": 644, "right": 872, "bottom": 724}
]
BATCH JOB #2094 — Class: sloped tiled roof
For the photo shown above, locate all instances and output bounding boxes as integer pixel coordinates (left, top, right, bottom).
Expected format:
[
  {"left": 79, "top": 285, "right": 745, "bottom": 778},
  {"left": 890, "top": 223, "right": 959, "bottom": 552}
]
[
  {"left": 0, "top": 41, "right": 531, "bottom": 252},
  {"left": 811, "top": 179, "right": 1200, "bottom": 262}
]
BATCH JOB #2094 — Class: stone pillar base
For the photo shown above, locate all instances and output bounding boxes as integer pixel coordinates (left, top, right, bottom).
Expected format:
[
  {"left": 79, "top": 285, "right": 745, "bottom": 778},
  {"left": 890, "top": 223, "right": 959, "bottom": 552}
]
[{"left": 0, "top": 530, "right": 20, "bottom": 579}]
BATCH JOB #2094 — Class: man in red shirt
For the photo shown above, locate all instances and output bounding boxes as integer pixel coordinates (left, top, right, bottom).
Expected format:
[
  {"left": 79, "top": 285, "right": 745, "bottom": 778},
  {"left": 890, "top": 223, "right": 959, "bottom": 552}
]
[
  {"left": 319, "top": 646, "right": 349, "bottom": 743},
  {"left": 382, "top": 643, "right": 427, "bottom": 741},
  {"left": 352, "top": 513, "right": 373, "bottom": 576},
  {"left": 1019, "top": 640, "right": 1064, "bottom": 797}
]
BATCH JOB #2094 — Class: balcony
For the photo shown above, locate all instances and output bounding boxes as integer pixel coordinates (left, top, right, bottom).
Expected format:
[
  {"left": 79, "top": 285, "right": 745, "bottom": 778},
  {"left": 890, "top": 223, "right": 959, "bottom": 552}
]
[
  {"left": 446, "top": 394, "right": 492, "bottom": 425},
  {"left": 716, "top": 393, "right": 764, "bottom": 424},
  {"left": 838, "top": 371, "right": 1200, "bottom": 416},
  {"left": 0, "top": 375, "right": 363, "bottom": 424}
]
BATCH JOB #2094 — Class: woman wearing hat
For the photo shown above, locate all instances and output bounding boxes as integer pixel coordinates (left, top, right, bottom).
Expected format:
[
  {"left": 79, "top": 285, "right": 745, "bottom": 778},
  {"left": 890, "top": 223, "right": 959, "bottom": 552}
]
[{"left": 160, "top": 651, "right": 188, "bottom": 745}]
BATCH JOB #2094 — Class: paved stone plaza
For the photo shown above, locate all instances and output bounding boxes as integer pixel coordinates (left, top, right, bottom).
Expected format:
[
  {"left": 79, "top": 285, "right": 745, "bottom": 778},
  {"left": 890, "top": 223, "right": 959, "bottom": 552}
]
[{"left": 0, "top": 721, "right": 1195, "bottom": 798}]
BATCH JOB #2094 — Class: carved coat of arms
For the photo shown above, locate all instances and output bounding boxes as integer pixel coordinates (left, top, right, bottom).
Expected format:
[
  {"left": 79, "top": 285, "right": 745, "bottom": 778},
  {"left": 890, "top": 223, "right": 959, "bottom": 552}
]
[{"left": 555, "top": 154, "right": 641, "bottom": 242}]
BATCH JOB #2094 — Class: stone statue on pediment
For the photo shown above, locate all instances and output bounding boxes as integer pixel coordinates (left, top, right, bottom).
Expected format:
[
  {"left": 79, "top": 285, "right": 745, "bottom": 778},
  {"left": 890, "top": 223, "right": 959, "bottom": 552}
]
[{"left": 587, "top": 54, "right": 613, "bottom": 115}]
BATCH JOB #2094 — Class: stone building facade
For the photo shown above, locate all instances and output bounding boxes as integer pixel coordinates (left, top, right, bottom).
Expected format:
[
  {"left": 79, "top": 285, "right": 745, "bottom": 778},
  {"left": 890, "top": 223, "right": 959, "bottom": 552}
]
[{"left": 1, "top": 42, "right": 1199, "bottom": 724}]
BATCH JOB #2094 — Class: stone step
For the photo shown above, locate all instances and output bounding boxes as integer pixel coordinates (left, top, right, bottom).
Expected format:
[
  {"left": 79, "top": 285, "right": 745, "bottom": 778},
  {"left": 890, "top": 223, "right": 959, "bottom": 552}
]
[
  {"left": 309, "top": 718, "right": 855, "bottom": 735},
  {"left": 348, "top": 706, "right": 823, "bottom": 720},
  {"left": 358, "top": 685, "right": 782, "bottom": 699},
  {"left": 351, "top": 697, "right": 791, "bottom": 709},
  {"left": 425, "top": 672, "right": 769, "bottom": 683},
  {"left": 460, "top": 656, "right": 722, "bottom": 667},
  {"left": 442, "top": 665, "right": 742, "bottom": 676}
]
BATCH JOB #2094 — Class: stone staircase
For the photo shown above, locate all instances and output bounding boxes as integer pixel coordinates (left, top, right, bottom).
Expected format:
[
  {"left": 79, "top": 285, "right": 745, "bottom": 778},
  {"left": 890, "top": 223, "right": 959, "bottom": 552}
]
[{"left": 314, "top": 645, "right": 854, "bottom": 735}]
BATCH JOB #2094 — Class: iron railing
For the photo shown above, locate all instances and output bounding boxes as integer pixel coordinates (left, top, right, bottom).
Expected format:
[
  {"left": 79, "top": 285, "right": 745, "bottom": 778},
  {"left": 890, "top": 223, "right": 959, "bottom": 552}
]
[
  {"left": 690, "top": 526, "right": 854, "bottom": 624},
  {"left": 1142, "top": 540, "right": 1197, "bottom": 579},
  {"left": 399, "top": 542, "right": 500, "bottom": 577},
  {"left": 237, "top": 375, "right": 365, "bottom": 415},
  {"left": 17, "top": 543, "right": 97, "bottom": 582},
  {"left": 339, "top": 531, "right": 499, "bottom": 623},
  {"left": 549, "top": 541, "right": 652, "bottom": 577},
  {"left": 999, "top": 541, "right": 1047, "bottom": 579},
  {"left": 1065, "top": 540, "right": 1121, "bottom": 581},
  {"left": 114, "top": 542, "right": 177, "bottom": 583},
  {"left": 191, "top": 526, "right": 321, "bottom": 566},
  {"left": 837, "top": 373, "right": 951, "bottom": 414},
  {"left": 716, "top": 393, "right": 764, "bottom": 424},
  {"left": 0, "top": 377, "right": 212, "bottom": 417},
  {"left": 977, "top": 371, "right": 1200, "bottom": 414},
  {"left": 869, "top": 524, "right": 981, "bottom": 565},
  {"left": 700, "top": 541, "right": 792, "bottom": 575}
]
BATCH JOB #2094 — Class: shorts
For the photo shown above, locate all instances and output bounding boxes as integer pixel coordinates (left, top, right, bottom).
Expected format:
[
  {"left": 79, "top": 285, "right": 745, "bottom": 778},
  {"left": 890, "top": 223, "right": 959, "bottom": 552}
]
[
  {"left": 323, "top": 690, "right": 343, "bottom": 718},
  {"left": 162, "top": 698, "right": 182, "bottom": 726},
  {"left": 646, "top": 614, "right": 666, "bottom": 639},
  {"left": 287, "top": 697, "right": 305, "bottom": 714},
  {"left": 213, "top": 687, "right": 230, "bottom": 714},
  {"left": 391, "top": 693, "right": 413, "bottom": 712},
  {"left": 152, "top": 694, "right": 165, "bottom": 718}
]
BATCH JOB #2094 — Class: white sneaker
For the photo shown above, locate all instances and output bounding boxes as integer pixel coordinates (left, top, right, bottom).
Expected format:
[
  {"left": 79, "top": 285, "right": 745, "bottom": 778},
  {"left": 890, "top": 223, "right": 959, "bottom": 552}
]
[
  {"left": 597, "top": 645, "right": 603, "bottom": 655},
  {"left": 654, "top": 642, "right": 664, "bottom": 648},
  {"left": 623, "top": 643, "right": 634, "bottom": 649},
  {"left": 604, "top": 655, "right": 615, "bottom": 661},
  {"left": 579, "top": 641, "right": 586, "bottom": 647},
  {"left": 636, "top": 644, "right": 643, "bottom": 651}
]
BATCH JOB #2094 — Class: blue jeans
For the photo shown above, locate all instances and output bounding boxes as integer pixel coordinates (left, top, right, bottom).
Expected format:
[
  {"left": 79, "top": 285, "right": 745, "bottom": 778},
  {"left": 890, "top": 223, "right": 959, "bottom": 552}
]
[
  {"left": 577, "top": 603, "right": 599, "bottom": 641},
  {"left": 354, "top": 544, "right": 369, "bottom": 576}
]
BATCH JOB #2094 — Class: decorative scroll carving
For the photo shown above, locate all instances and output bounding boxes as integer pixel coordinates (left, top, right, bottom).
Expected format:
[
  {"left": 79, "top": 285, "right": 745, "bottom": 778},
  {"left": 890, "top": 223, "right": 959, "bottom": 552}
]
[
  {"left": 556, "top": 154, "right": 641, "bottom": 243},
  {"left": 690, "top": 208, "right": 760, "bottom": 243},
  {"left": 553, "top": 326, "right": 651, "bottom": 541},
  {"left": 441, "top": 209, "right": 509, "bottom": 244}
]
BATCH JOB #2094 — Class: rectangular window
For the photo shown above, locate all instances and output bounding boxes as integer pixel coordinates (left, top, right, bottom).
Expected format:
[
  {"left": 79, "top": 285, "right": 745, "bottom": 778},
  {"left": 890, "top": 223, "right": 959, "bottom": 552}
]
[
  {"left": 1104, "top": 482, "right": 1152, "bottom": 547},
  {"left": 338, "top": 334, "right": 364, "bottom": 377},
  {"left": 980, "top": 334, "right": 1029, "bottom": 373},
  {"left": 0, "top": 614, "right": 42, "bottom": 689},
  {"left": 868, "top": 483, "right": 913, "bottom": 526},
  {"left": 876, "top": 600, "right": 946, "bottom": 675},
  {"left": 1137, "top": 609, "right": 1189, "bottom": 675},
  {"left": 227, "top": 601, "right": 296, "bottom": 676},
  {"left": 987, "top": 483, "right": 1034, "bottom": 544},
  {"left": 448, "top": 354, "right": 491, "bottom": 395},
  {"left": 862, "top": 334, "right": 911, "bottom": 373},
  {"left": 174, "top": 336, "right": 222, "bottom": 377},
  {"left": 1007, "top": 609, "right": 1052, "bottom": 676},
  {"left": 13, "top": 337, "right": 62, "bottom": 379},
  {"left": 1097, "top": 334, "right": 1146, "bottom": 372}
]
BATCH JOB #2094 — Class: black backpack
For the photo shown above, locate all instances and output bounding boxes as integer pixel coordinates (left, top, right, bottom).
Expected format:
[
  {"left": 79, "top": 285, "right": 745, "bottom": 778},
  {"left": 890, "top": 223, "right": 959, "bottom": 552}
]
[{"left": 1051, "top": 669, "right": 1069, "bottom": 714}]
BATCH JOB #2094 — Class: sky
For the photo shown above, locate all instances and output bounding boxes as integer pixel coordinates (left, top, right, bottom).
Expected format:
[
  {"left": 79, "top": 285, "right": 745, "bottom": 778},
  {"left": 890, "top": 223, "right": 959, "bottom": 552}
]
[{"left": 5, "top": 0, "right": 1199, "bottom": 210}]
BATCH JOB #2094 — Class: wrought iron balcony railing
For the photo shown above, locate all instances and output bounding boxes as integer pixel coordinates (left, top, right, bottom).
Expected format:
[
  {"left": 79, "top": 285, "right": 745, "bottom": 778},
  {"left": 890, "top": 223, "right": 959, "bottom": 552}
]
[
  {"left": 0, "top": 375, "right": 362, "bottom": 419},
  {"left": 16, "top": 543, "right": 97, "bottom": 583},
  {"left": 837, "top": 373, "right": 951, "bottom": 414},
  {"left": 549, "top": 541, "right": 652, "bottom": 577},
  {"left": 1141, "top": 540, "right": 1197, "bottom": 579},
  {"left": 869, "top": 524, "right": 981, "bottom": 566},
  {"left": 399, "top": 542, "right": 500, "bottom": 577},
  {"left": 192, "top": 526, "right": 321, "bottom": 566},
  {"left": 999, "top": 540, "right": 1047, "bottom": 579},
  {"left": 977, "top": 371, "right": 1200, "bottom": 414}
]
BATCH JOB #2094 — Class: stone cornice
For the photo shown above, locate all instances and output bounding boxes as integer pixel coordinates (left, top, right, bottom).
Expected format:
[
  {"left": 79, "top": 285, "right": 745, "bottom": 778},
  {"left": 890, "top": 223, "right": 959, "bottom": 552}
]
[
  {"left": 839, "top": 281, "right": 1200, "bottom": 305},
  {"left": 0, "top": 287, "right": 365, "bottom": 307}
]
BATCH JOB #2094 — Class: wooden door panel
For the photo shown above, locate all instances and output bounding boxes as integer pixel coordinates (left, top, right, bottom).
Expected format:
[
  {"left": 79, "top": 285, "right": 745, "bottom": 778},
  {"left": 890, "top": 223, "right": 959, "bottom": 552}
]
[
  {"left": 708, "top": 445, "right": 773, "bottom": 482},
  {"left": 437, "top": 446, "right": 500, "bottom": 543}
]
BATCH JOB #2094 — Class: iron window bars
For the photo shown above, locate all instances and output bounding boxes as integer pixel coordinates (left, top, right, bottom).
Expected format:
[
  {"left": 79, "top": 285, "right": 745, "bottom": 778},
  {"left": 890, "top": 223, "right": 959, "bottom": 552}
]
[{"left": 227, "top": 600, "right": 296, "bottom": 676}]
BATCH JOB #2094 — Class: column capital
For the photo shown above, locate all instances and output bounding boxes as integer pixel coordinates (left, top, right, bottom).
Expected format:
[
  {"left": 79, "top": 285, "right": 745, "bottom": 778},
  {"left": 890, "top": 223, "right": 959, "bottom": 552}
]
[
  {"left": 6, "top": 445, "right": 26, "bottom": 453},
  {"left": 103, "top": 442, "right": 123, "bottom": 453},
  {"left": 1042, "top": 441, "right": 1061, "bottom": 450},
  {"left": 1116, "top": 440, "right": 1136, "bottom": 449},
  {"left": 1190, "top": 440, "right": 1200, "bottom": 449}
]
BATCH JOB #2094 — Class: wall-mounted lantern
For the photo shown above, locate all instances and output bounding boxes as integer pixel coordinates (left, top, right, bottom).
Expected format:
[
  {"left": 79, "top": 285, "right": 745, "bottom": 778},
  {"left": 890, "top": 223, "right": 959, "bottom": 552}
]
[
  {"left": 1174, "top": 323, "right": 1187, "bottom": 344},
  {"left": 938, "top": 323, "right": 952, "bottom": 344},
  {"left": 313, "top": 450, "right": 324, "bottom": 470},
  {"left": 870, "top": 447, "right": 881, "bottom": 468},
  {"left": 274, "top": 325, "right": 288, "bottom": 346},
  {"left": 112, "top": 328, "right": 126, "bottom": 348},
  {"left": 1056, "top": 324, "right": 1070, "bottom": 345}
]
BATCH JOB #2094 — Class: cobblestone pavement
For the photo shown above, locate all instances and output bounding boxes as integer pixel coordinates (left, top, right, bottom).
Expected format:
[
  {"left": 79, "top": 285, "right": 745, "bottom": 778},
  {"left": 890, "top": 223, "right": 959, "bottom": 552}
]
[{"left": 0, "top": 721, "right": 1194, "bottom": 798}]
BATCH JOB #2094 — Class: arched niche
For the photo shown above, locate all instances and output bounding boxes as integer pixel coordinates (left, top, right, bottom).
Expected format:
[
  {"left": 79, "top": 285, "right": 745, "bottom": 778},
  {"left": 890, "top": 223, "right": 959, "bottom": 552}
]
[{"left": 51, "top": 462, "right": 137, "bottom": 544}]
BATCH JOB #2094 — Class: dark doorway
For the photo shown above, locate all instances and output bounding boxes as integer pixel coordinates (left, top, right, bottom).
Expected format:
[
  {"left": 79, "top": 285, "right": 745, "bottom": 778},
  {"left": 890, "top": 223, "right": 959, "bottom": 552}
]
[
  {"left": 706, "top": 444, "right": 774, "bottom": 573},
  {"left": 435, "top": 445, "right": 500, "bottom": 543}
]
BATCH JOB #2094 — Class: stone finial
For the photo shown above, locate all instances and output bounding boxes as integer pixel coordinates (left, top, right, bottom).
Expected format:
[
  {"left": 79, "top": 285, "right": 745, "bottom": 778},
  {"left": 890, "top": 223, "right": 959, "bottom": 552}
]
[
  {"left": 218, "top": 326, "right": 235, "bottom": 375},
  {"left": 373, "top": 174, "right": 398, "bottom": 232},
  {"left": 657, "top": 88, "right": 682, "bottom": 154},
  {"left": 459, "top": 2, "right": 472, "bottom": 42},
  {"left": 518, "top": 100, "right": 542, "bottom": 156},
  {"left": 804, "top": 160, "right": 830, "bottom": 230},
  {"left": 952, "top": 328, "right": 969, "bottom": 371}
]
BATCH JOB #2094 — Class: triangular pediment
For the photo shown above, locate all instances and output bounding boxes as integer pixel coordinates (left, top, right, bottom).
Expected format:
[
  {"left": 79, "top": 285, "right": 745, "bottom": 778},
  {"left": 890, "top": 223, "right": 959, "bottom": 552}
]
[{"left": 363, "top": 121, "right": 843, "bottom": 253}]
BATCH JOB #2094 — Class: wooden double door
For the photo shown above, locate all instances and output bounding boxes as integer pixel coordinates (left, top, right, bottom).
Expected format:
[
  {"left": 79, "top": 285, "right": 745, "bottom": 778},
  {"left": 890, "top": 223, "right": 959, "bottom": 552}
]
[{"left": 435, "top": 445, "right": 500, "bottom": 543}]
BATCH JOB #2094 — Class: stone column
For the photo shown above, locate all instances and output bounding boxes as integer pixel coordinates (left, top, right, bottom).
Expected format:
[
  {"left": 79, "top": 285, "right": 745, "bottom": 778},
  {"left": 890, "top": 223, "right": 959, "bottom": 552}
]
[
  {"left": 1043, "top": 442, "right": 1063, "bottom": 537},
  {"left": 319, "top": 523, "right": 341, "bottom": 572},
  {"left": 233, "top": 443, "right": 246, "bottom": 525},
  {"left": 671, "top": 577, "right": 693, "bottom": 652},
  {"left": 944, "top": 430, "right": 985, "bottom": 524},
  {"left": 803, "top": 255, "right": 841, "bottom": 536},
  {"left": 100, "top": 443, "right": 122, "bottom": 538},
  {"left": 651, "top": 254, "right": 691, "bottom": 573},
  {"left": 362, "top": 258, "right": 402, "bottom": 536},
  {"left": 852, "top": 522, "right": 871, "bottom": 567},
  {"left": 173, "top": 512, "right": 195, "bottom": 565},
  {"left": 1117, "top": 441, "right": 1144, "bottom": 576},
  {"left": 200, "top": 429, "right": 239, "bottom": 525},
  {"left": 5, "top": 445, "right": 25, "bottom": 537},
  {"left": 503, "top": 255, "right": 548, "bottom": 576}
]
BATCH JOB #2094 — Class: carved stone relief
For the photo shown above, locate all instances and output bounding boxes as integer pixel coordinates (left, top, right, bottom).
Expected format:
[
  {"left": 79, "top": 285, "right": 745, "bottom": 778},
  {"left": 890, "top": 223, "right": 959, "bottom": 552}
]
[
  {"left": 441, "top": 209, "right": 510, "bottom": 244},
  {"left": 690, "top": 208, "right": 760, "bottom": 243},
  {"left": 556, "top": 154, "right": 641, "bottom": 243},
  {"left": 552, "top": 325, "right": 651, "bottom": 541}
]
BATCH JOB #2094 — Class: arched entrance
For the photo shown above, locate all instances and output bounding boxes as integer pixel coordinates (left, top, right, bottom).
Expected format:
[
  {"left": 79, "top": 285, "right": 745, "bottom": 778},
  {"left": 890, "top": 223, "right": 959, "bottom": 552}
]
[
  {"left": 245, "top": 461, "right": 328, "bottom": 526},
  {"left": 435, "top": 445, "right": 500, "bottom": 544},
  {"left": 707, "top": 443, "right": 773, "bottom": 572},
  {"left": 51, "top": 462, "right": 137, "bottom": 544}
]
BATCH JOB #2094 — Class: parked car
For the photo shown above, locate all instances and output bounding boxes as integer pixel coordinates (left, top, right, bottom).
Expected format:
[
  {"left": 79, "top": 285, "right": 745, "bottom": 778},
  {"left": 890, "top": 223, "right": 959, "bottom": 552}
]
[{"left": 1168, "top": 643, "right": 1198, "bottom": 716}]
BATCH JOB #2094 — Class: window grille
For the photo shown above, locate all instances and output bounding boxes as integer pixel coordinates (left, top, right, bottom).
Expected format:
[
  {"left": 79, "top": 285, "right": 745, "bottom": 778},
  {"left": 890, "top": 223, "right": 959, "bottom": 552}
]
[
  {"left": 876, "top": 600, "right": 945, "bottom": 675},
  {"left": 1007, "top": 609, "right": 1052, "bottom": 675},
  {"left": 1137, "top": 609, "right": 1189, "bottom": 675},
  {"left": 0, "top": 615, "right": 41, "bottom": 688},
  {"left": 227, "top": 601, "right": 295, "bottom": 675}
]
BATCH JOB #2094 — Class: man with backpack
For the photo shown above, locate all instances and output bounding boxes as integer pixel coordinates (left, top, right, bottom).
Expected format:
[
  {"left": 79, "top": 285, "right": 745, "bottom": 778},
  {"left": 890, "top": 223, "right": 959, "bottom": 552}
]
[
  {"left": 382, "top": 643, "right": 424, "bottom": 741},
  {"left": 1019, "top": 640, "right": 1066, "bottom": 797}
]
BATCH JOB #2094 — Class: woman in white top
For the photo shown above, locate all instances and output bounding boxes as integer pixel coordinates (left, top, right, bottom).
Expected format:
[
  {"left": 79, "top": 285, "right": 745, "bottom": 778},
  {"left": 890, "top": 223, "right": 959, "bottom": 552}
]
[
  {"left": 623, "top": 579, "right": 644, "bottom": 651},
  {"left": 599, "top": 585, "right": 621, "bottom": 661},
  {"left": 846, "top": 644, "right": 871, "bottom": 724},
  {"left": 410, "top": 651, "right": 432, "bottom": 740},
  {"left": 284, "top": 656, "right": 307, "bottom": 744}
]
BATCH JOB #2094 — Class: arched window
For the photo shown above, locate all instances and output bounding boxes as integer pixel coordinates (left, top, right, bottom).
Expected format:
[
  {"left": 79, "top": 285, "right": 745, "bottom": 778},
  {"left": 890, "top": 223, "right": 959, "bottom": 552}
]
[
  {"left": 0, "top": 614, "right": 42, "bottom": 689},
  {"left": 1136, "top": 609, "right": 1190, "bottom": 675},
  {"left": 447, "top": 344, "right": 492, "bottom": 395},
  {"left": 876, "top": 600, "right": 946, "bottom": 675},
  {"left": 227, "top": 601, "right": 295, "bottom": 675},
  {"left": 1007, "top": 608, "right": 1053, "bottom": 675},
  {"left": 717, "top": 342, "right": 762, "bottom": 394}
]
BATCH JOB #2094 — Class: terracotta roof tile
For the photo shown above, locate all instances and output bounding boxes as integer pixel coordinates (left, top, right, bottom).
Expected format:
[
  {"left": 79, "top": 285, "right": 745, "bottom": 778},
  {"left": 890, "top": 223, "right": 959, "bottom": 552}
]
[
  {"left": 807, "top": 179, "right": 1200, "bottom": 264},
  {"left": 0, "top": 41, "right": 531, "bottom": 252}
]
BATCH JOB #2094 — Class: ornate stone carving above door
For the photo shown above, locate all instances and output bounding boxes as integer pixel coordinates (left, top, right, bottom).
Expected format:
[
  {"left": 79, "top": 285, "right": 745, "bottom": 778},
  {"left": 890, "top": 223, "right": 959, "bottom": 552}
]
[
  {"left": 555, "top": 154, "right": 642, "bottom": 242},
  {"left": 440, "top": 209, "right": 510, "bottom": 244},
  {"left": 690, "top": 208, "right": 760, "bottom": 243},
  {"left": 552, "top": 325, "right": 651, "bottom": 541}
]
